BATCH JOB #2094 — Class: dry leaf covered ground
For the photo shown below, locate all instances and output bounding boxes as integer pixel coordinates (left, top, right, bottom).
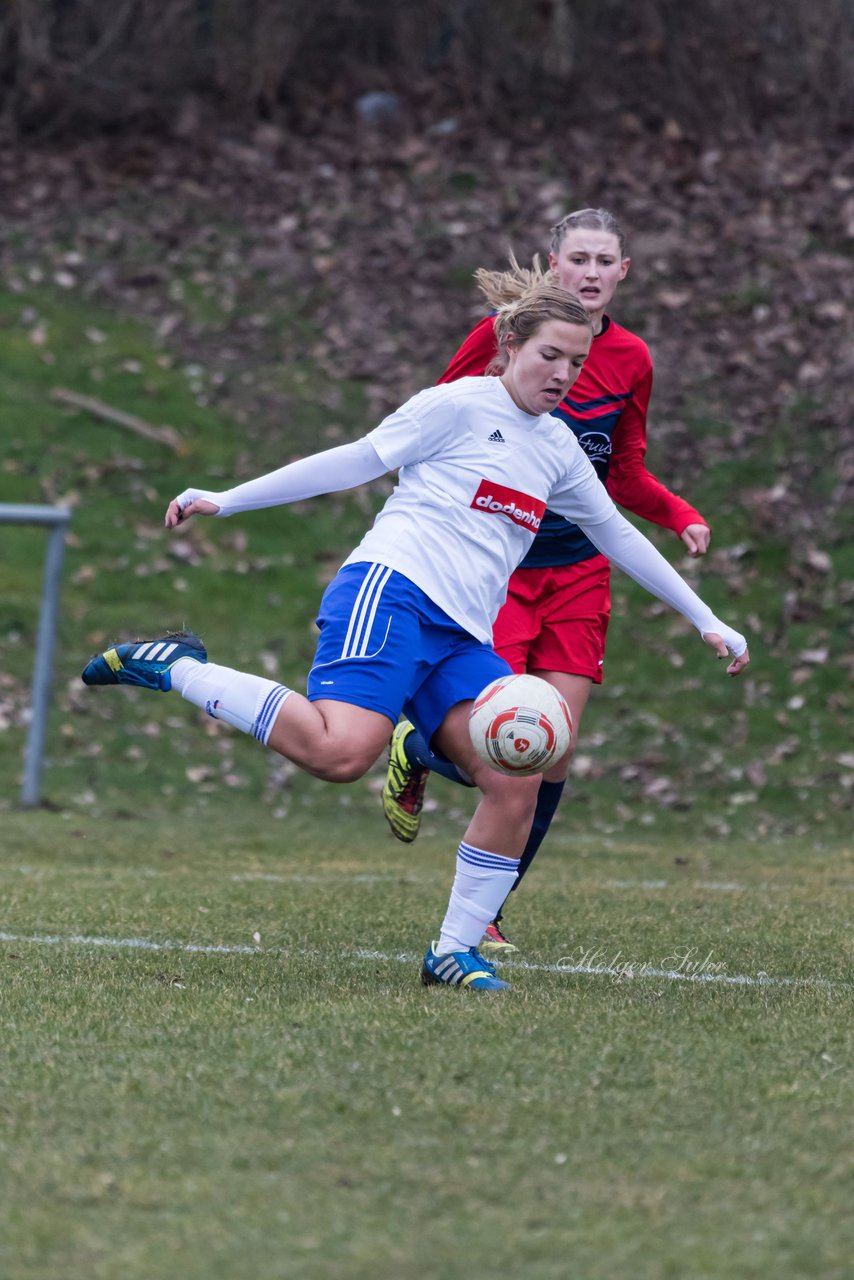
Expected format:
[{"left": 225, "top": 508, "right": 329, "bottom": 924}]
[{"left": 3, "top": 120, "right": 852, "bottom": 540}]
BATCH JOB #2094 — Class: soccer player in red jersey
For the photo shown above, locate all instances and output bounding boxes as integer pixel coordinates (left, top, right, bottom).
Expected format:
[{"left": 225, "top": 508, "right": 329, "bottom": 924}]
[{"left": 383, "top": 209, "right": 713, "bottom": 954}]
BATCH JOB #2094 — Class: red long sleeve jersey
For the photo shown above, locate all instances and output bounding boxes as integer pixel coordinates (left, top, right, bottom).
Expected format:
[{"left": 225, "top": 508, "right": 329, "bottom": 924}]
[{"left": 439, "top": 314, "right": 707, "bottom": 568}]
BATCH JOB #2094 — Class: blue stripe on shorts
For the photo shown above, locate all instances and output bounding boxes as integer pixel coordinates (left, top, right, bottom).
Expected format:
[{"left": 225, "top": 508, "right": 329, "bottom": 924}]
[{"left": 307, "top": 562, "right": 511, "bottom": 746}]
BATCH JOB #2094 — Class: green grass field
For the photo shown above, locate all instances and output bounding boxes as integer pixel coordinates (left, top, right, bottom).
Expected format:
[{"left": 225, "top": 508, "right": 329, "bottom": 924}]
[
  {"left": 1, "top": 807, "right": 852, "bottom": 1279},
  {"left": 1, "top": 214, "right": 852, "bottom": 1278}
]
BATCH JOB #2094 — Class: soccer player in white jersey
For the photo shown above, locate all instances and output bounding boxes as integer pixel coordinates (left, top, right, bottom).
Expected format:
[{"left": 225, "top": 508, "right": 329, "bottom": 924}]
[{"left": 82, "top": 280, "right": 750, "bottom": 993}]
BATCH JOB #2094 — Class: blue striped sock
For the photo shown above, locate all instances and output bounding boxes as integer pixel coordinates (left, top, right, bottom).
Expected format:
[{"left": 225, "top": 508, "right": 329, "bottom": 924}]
[
  {"left": 173, "top": 661, "right": 292, "bottom": 743},
  {"left": 437, "top": 842, "right": 521, "bottom": 954}
]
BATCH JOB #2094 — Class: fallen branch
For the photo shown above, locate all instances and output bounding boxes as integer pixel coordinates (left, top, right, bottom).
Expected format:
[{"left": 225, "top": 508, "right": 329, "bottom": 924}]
[{"left": 51, "top": 387, "right": 187, "bottom": 454}]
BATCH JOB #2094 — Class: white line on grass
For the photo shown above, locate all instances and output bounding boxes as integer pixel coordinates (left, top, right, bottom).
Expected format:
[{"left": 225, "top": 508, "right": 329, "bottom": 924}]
[
  {"left": 604, "top": 878, "right": 854, "bottom": 894},
  {"left": 0, "top": 930, "right": 844, "bottom": 991},
  {"left": 0, "top": 930, "right": 260, "bottom": 955},
  {"left": 353, "top": 950, "right": 840, "bottom": 990},
  {"left": 605, "top": 879, "right": 744, "bottom": 892},
  {"left": 5, "top": 867, "right": 434, "bottom": 886},
  {"left": 230, "top": 872, "right": 411, "bottom": 884},
  {"left": 9, "top": 866, "right": 852, "bottom": 894}
]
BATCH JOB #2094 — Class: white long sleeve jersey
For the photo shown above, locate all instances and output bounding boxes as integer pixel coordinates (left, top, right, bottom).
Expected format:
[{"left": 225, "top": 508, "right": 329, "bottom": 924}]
[
  {"left": 177, "top": 376, "right": 745, "bottom": 654},
  {"left": 343, "top": 377, "right": 612, "bottom": 642}
]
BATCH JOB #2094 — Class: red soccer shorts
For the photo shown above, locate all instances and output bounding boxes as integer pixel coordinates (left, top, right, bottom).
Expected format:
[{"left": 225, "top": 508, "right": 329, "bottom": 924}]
[{"left": 492, "top": 554, "right": 612, "bottom": 683}]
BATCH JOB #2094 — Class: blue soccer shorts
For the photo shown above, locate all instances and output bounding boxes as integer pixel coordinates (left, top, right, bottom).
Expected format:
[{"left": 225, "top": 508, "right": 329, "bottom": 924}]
[{"left": 307, "top": 562, "right": 511, "bottom": 746}]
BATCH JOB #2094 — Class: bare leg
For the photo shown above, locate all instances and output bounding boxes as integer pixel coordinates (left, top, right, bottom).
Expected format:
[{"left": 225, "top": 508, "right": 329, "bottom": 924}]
[
  {"left": 433, "top": 701, "right": 542, "bottom": 856},
  {"left": 265, "top": 695, "right": 393, "bottom": 782},
  {"left": 171, "top": 654, "right": 394, "bottom": 782},
  {"left": 532, "top": 671, "right": 593, "bottom": 783},
  {"left": 493, "top": 671, "right": 594, "bottom": 928}
]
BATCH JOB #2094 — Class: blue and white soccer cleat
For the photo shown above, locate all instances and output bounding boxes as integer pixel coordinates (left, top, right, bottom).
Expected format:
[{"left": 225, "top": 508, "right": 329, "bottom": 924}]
[
  {"left": 420, "top": 942, "right": 511, "bottom": 991},
  {"left": 81, "top": 631, "right": 207, "bottom": 691}
]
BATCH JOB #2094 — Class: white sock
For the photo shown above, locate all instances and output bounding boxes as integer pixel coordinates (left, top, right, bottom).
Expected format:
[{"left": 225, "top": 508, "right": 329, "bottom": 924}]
[
  {"left": 436, "top": 843, "right": 521, "bottom": 954},
  {"left": 171, "top": 658, "right": 292, "bottom": 745}
]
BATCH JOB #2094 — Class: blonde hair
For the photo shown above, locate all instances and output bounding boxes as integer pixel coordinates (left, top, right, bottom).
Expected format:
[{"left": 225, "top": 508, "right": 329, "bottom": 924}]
[{"left": 474, "top": 252, "right": 592, "bottom": 372}]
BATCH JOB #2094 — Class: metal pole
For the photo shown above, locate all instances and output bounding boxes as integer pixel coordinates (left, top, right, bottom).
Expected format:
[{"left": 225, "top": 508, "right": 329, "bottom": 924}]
[
  {"left": 0, "top": 504, "right": 72, "bottom": 808},
  {"left": 20, "top": 520, "right": 68, "bottom": 806}
]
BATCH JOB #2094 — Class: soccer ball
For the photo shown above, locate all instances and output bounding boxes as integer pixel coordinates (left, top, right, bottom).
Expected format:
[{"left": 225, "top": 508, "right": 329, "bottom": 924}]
[{"left": 469, "top": 673, "right": 573, "bottom": 777}]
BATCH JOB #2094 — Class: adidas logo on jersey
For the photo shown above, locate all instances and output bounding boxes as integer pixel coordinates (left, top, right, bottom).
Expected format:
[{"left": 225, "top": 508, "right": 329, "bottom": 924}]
[{"left": 488, "top": 429, "right": 506, "bottom": 443}]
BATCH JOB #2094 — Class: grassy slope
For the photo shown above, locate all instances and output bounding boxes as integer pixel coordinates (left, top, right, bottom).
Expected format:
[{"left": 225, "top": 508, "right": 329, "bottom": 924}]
[
  {"left": 0, "top": 279, "right": 374, "bottom": 816},
  {"left": 0, "top": 272, "right": 850, "bottom": 842}
]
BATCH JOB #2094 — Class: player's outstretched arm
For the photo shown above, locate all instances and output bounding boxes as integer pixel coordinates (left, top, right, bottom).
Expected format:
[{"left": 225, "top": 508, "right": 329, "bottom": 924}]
[
  {"left": 163, "top": 438, "right": 388, "bottom": 528},
  {"left": 580, "top": 510, "right": 749, "bottom": 676}
]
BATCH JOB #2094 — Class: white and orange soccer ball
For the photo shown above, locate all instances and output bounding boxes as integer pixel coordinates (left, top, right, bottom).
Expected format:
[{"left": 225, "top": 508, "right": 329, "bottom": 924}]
[{"left": 468, "top": 673, "right": 573, "bottom": 777}]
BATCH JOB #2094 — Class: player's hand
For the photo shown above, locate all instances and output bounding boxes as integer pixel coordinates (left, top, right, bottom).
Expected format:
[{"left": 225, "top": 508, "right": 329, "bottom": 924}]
[
  {"left": 702, "top": 631, "right": 750, "bottom": 676},
  {"left": 165, "top": 490, "right": 221, "bottom": 527},
  {"left": 681, "top": 523, "right": 711, "bottom": 557}
]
